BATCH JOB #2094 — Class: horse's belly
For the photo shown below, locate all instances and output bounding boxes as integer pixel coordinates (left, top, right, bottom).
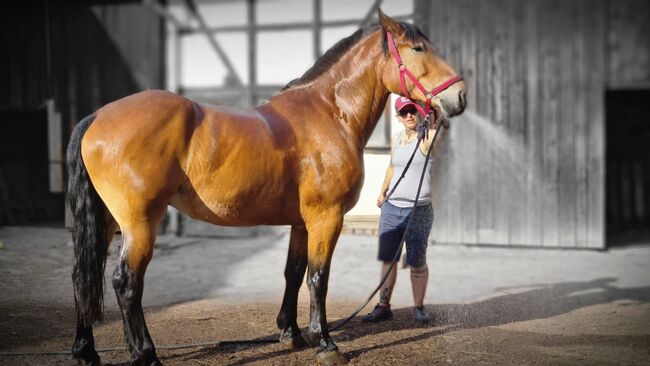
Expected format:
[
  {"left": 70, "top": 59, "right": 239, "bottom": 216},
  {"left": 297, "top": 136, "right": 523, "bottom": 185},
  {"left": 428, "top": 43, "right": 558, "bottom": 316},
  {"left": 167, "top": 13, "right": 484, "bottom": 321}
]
[{"left": 170, "top": 180, "right": 300, "bottom": 226}]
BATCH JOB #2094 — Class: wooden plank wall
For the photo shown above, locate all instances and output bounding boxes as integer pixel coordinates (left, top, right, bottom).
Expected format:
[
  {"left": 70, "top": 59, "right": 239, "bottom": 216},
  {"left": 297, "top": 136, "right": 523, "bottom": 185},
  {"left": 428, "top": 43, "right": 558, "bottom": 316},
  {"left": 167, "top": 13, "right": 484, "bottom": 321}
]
[
  {"left": 1, "top": 2, "right": 52, "bottom": 109},
  {"left": 1, "top": 0, "right": 165, "bottom": 136},
  {"left": 53, "top": 1, "right": 166, "bottom": 132},
  {"left": 417, "top": 0, "right": 606, "bottom": 248},
  {"left": 0, "top": 0, "right": 165, "bottom": 224},
  {"left": 605, "top": 1, "right": 650, "bottom": 231},
  {"left": 606, "top": 0, "right": 650, "bottom": 88}
]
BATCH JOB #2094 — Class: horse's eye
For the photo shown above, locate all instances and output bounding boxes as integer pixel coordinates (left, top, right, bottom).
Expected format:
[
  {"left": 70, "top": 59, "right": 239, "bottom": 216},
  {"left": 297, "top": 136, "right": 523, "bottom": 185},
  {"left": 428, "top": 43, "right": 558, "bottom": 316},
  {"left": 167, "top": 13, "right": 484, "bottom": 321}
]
[{"left": 412, "top": 46, "right": 424, "bottom": 53}]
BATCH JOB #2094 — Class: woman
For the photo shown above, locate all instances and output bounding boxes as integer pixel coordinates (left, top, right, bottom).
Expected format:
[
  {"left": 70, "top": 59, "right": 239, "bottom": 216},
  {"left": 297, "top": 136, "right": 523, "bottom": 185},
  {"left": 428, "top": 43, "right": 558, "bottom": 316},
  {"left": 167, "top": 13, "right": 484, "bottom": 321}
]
[{"left": 363, "top": 96, "right": 447, "bottom": 325}]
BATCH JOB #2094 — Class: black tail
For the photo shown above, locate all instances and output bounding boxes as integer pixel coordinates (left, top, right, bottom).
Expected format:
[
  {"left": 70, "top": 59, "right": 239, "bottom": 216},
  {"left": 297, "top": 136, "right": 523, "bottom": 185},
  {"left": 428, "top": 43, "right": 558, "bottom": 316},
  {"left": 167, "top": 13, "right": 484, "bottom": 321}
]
[{"left": 66, "top": 114, "right": 109, "bottom": 326}]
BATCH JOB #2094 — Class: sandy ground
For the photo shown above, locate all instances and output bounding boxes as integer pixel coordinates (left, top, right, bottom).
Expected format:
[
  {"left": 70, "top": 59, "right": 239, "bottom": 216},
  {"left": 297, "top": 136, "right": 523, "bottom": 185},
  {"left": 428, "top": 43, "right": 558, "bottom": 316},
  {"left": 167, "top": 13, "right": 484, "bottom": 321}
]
[{"left": 0, "top": 225, "right": 649, "bottom": 365}]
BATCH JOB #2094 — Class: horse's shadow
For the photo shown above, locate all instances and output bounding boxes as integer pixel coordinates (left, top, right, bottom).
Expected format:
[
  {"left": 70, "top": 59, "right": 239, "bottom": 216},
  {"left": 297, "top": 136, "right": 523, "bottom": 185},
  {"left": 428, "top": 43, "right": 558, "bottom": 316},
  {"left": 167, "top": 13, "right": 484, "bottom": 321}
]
[{"left": 154, "top": 277, "right": 650, "bottom": 365}]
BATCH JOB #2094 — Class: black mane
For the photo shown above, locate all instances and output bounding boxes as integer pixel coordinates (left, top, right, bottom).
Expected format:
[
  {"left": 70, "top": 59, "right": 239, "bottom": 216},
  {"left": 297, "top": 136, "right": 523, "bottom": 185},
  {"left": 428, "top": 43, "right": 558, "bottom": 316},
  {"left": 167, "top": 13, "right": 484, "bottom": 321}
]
[{"left": 282, "top": 21, "right": 428, "bottom": 91}]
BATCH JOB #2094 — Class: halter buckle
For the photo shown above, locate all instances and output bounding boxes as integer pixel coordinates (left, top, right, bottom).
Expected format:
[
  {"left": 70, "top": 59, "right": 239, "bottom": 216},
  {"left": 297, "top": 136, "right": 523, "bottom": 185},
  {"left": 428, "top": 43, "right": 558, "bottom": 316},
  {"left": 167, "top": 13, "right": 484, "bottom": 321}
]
[{"left": 398, "top": 63, "right": 407, "bottom": 71}]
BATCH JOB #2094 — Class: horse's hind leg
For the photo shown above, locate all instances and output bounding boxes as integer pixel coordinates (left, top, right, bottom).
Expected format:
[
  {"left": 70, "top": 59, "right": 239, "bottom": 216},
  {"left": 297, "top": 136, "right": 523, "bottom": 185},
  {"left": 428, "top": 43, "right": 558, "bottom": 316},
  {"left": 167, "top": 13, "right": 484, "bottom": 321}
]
[
  {"left": 72, "top": 216, "right": 117, "bottom": 365},
  {"left": 112, "top": 210, "right": 164, "bottom": 366},
  {"left": 277, "top": 224, "right": 308, "bottom": 349}
]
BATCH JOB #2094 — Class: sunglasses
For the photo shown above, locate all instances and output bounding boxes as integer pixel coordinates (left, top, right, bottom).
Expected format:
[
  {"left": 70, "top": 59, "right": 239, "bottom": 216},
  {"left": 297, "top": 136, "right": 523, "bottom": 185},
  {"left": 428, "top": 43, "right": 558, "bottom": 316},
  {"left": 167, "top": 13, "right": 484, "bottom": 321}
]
[{"left": 398, "top": 107, "right": 418, "bottom": 117}]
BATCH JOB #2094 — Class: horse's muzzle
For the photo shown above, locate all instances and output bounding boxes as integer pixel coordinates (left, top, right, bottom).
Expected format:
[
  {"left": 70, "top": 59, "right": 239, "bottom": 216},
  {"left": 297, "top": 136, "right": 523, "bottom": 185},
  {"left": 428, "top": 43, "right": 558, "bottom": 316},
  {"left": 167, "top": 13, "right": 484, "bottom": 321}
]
[
  {"left": 459, "top": 90, "right": 467, "bottom": 111},
  {"left": 440, "top": 87, "right": 467, "bottom": 117}
]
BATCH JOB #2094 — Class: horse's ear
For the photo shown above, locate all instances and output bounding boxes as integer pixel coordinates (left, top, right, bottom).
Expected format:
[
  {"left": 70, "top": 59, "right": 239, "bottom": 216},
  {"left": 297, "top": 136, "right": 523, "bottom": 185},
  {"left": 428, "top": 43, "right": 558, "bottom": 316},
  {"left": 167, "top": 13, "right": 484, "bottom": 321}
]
[{"left": 378, "top": 8, "right": 402, "bottom": 35}]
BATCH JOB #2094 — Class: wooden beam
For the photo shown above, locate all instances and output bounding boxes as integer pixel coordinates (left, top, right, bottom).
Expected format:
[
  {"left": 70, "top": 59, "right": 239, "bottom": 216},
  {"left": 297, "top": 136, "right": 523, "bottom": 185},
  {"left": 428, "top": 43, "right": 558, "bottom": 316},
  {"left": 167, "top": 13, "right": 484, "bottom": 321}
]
[
  {"left": 46, "top": 99, "right": 63, "bottom": 193},
  {"left": 172, "top": 25, "right": 182, "bottom": 93},
  {"left": 184, "top": 0, "right": 243, "bottom": 86},
  {"left": 313, "top": 0, "right": 322, "bottom": 59},
  {"left": 180, "top": 84, "right": 285, "bottom": 101},
  {"left": 247, "top": 0, "right": 256, "bottom": 106},
  {"left": 177, "top": 14, "right": 414, "bottom": 35},
  {"left": 361, "top": 0, "right": 383, "bottom": 27},
  {"left": 606, "top": 80, "right": 650, "bottom": 90},
  {"left": 143, "top": 0, "right": 189, "bottom": 31},
  {"left": 413, "top": 0, "right": 430, "bottom": 34}
]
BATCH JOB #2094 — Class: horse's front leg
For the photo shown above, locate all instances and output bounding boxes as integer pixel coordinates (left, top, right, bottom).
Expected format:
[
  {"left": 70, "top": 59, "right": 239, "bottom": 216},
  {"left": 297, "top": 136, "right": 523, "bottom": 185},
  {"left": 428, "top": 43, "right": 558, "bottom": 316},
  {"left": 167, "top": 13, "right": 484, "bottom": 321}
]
[
  {"left": 277, "top": 224, "right": 308, "bottom": 349},
  {"left": 304, "top": 210, "right": 348, "bottom": 365}
]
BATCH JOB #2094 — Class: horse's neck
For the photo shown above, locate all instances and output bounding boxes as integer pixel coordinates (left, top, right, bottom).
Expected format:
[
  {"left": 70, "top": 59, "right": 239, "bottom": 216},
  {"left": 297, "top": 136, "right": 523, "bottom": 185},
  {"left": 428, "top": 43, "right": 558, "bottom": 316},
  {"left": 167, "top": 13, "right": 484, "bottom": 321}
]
[
  {"left": 329, "top": 54, "right": 390, "bottom": 147},
  {"left": 275, "top": 32, "right": 390, "bottom": 148}
]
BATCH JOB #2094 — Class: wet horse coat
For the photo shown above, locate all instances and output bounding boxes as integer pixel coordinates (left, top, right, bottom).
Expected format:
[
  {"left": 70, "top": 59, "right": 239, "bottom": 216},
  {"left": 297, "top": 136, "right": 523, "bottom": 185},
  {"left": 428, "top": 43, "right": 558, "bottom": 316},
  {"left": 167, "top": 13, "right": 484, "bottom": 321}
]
[{"left": 68, "top": 11, "right": 466, "bottom": 366}]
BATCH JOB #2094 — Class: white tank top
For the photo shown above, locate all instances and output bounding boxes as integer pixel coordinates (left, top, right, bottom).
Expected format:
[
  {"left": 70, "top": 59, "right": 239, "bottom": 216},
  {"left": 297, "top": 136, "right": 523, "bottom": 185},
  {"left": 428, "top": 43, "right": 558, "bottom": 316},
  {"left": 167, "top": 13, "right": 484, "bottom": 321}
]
[{"left": 387, "top": 131, "right": 433, "bottom": 208}]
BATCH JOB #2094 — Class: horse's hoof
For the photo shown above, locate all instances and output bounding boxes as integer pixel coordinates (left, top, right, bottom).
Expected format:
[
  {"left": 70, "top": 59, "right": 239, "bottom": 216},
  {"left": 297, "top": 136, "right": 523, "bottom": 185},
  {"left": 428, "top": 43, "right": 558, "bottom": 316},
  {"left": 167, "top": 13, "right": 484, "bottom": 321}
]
[
  {"left": 279, "top": 333, "right": 307, "bottom": 349},
  {"left": 75, "top": 359, "right": 101, "bottom": 366},
  {"left": 72, "top": 344, "right": 101, "bottom": 366},
  {"left": 128, "top": 359, "right": 161, "bottom": 366},
  {"left": 302, "top": 331, "right": 319, "bottom": 347},
  {"left": 316, "top": 349, "right": 348, "bottom": 365},
  {"left": 129, "top": 351, "right": 162, "bottom": 366},
  {"left": 130, "top": 357, "right": 162, "bottom": 366}
]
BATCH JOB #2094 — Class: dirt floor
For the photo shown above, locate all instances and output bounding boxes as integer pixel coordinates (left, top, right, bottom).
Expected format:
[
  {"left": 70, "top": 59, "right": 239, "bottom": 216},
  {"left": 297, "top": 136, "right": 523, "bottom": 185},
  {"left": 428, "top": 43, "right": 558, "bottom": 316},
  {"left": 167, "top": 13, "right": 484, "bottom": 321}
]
[{"left": 0, "top": 226, "right": 649, "bottom": 365}]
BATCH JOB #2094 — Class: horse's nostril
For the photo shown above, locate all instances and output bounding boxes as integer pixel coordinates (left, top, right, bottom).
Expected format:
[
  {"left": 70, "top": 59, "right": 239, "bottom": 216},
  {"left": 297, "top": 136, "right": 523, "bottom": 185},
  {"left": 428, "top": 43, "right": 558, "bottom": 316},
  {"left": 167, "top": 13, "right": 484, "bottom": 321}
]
[{"left": 459, "top": 90, "right": 467, "bottom": 107}]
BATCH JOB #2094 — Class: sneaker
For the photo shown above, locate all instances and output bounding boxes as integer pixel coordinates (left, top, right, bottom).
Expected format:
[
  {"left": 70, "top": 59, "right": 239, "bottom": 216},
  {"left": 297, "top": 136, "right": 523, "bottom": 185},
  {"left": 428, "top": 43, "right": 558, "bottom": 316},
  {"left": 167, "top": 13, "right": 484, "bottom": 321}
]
[
  {"left": 362, "top": 304, "right": 393, "bottom": 323},
  {"left": 413, "top": 306, "right": 432, "bottom": 326}
]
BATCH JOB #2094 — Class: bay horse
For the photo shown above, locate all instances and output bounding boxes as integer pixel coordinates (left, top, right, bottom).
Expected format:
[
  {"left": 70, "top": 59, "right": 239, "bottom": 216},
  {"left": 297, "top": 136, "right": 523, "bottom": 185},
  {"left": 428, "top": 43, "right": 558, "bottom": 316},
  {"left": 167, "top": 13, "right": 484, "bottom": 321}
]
[{"left": 67, "top": 10, "right": 466, "bottom": 366}]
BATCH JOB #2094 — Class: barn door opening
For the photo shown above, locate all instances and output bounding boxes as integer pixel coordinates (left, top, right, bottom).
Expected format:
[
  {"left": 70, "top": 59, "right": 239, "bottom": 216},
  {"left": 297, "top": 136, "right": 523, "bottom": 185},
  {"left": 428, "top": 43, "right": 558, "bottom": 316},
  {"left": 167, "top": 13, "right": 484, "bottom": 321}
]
[
  {"left": 0, "top": 108, "right": 64, "bottom": 225},
  {"left": 606, "top": 89, "right": 650, "bottom": 246}
]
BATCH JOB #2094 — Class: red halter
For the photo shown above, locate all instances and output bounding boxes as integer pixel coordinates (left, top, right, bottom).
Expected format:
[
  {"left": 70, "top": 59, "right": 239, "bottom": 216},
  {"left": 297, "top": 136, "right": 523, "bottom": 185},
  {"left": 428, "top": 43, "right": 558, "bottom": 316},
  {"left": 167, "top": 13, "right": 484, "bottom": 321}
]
[{"left": 386, "top": 31, "right": 463, "bottom": 117}]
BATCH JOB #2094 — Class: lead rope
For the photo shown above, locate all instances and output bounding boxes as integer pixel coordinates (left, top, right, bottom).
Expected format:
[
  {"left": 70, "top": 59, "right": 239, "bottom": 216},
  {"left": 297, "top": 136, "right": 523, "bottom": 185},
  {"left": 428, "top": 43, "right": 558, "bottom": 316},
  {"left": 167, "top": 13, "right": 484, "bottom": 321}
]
[
  {"left": 330, "top": 112, "right": 441, "bottom": 332},
  {"left": 0, "top": 338, "right": 279, "bottom": 356}
]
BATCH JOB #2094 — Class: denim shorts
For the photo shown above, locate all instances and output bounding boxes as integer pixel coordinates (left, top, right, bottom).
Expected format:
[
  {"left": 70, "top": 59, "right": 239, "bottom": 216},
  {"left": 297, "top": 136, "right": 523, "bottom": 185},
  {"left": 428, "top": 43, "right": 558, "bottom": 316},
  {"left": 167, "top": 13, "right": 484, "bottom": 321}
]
[{"left": 378, "top": 201, "right": 433, "bottom": 267}]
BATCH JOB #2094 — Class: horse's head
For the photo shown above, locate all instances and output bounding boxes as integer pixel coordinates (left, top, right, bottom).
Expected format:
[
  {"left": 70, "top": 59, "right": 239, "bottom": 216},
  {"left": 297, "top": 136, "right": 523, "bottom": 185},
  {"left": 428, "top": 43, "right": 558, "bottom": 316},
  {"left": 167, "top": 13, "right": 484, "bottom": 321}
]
[{"left": 378, "top": 10, "right": 467, "bottom": 118}]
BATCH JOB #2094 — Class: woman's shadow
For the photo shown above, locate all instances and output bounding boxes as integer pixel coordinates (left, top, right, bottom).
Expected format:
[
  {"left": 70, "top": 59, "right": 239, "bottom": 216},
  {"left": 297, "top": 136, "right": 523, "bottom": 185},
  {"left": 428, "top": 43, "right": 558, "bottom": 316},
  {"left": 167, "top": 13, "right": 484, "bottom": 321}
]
[{"left": 158, "top": 277, "right": 650, "bottom": 365}]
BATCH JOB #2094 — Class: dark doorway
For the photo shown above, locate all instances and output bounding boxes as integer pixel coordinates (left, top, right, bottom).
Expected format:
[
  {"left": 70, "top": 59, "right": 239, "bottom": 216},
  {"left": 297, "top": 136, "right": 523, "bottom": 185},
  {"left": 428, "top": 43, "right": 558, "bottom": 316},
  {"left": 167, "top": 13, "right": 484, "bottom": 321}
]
[
  {"left": 0, "top": 109, "right": 64, "bottom": 225},
  {"left": 606, "top": 89, "right": 650, "bottom": 246}
]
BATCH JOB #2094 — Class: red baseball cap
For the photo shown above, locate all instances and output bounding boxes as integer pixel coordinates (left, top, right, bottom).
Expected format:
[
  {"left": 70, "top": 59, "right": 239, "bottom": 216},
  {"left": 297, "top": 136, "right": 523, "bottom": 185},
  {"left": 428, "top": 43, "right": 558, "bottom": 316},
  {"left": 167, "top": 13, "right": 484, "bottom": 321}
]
[{"left": 395, "top": 96, "right": 417, "bottom": 112}]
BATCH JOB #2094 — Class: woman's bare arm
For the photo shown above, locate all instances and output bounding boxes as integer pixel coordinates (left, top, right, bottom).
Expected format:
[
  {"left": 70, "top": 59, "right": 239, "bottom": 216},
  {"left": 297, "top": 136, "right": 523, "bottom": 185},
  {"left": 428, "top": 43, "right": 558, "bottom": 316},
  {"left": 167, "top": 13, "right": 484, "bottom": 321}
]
[{"left": 377, "top": 133, "right": 399, "bottom": 207}]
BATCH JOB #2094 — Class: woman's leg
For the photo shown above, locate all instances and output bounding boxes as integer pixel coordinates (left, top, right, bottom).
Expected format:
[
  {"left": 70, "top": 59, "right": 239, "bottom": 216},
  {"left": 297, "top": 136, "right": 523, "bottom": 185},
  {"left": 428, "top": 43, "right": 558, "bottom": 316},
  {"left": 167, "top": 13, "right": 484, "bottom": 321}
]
[
  {"left": 376, "top": 202, "right": 403, "bottom": 307},
  {"left": 363, "top": 203, "right": 402, "bottom": 323},
  {"left": 405, "top": 204, "right": 434, "bottom": 309},
  {"left": 410, "top": 263, "right": 428, "bottom": 307},
  {"left": 362, "top": 261, "right": 397, "bottom": 323},
  {"left": 379, "top": 261, "right": 397, "bottom": 306}
]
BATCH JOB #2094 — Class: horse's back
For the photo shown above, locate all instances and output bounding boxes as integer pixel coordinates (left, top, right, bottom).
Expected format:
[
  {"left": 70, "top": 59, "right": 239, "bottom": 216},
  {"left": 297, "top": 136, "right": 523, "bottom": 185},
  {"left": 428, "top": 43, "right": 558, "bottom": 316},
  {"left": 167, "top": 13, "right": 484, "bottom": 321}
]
[
  {"left": 85, "top": 89, "right": 198, "bottom": 150},
  {"left": 80, "top": 90, "right": 302, "bottom": 226}
]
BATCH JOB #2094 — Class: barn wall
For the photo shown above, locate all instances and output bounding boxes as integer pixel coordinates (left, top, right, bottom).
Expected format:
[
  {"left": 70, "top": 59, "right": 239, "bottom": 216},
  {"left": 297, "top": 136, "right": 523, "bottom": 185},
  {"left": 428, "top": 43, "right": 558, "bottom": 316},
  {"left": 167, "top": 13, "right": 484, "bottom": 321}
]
[
  {"left": 415, "top": 0, "right": 607, "bottom": 248},
  {"left": 0, "top": 0, "right": 165, "bottom": 224},
  {"left": 605, "top": 1, "right": 650, "bottom": 232},
  {"left": 51, "top": 1, "right": 166, "bottom": 134},
  {"left": 606, "top": 0, "right": 650, "bottom": 88},
  {"left": 0, "top": 2, "right": 51, "bottom": 110},
  {"left": 1, "top": 0, "right": 164, "bottom": 127}
]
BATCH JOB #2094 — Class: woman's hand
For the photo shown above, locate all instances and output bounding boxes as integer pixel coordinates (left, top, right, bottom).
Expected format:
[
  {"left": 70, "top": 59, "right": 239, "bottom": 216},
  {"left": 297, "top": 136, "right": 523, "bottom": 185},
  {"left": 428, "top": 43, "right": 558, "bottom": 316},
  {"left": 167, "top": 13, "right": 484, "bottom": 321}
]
[
  {"left": 428, "top": 103, "right": 450, "bottom": 130},
  {"left": 430, "top": 118, "right": 450, "bottom": 130},
  {"left": 377, "top": 192, "right": 387, "bottom": 207}
]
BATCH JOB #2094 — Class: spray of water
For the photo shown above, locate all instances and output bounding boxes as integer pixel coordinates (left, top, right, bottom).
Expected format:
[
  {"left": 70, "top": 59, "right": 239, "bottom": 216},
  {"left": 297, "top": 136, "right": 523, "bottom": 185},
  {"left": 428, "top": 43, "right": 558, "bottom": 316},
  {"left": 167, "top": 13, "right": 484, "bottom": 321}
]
[
  {"left": 452, "top": 111, "right": 531, "bottom": 183},
  {"left": 431, "top": 110, "right": 552, "bottom": 244}
]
